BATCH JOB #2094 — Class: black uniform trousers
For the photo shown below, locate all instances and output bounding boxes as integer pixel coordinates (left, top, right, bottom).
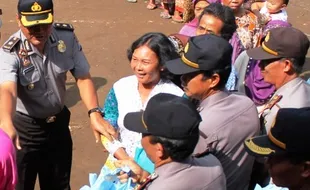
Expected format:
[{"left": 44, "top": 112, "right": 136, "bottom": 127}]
[{"left": 13, "top": 106, "right": 72, "bottom": 190}]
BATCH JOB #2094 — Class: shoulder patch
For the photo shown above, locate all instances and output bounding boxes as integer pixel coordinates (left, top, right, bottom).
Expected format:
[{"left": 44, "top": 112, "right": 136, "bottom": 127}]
[
  {"left": 53, "top": 23, "right": 74, "bottom": 31},
  {"left": 2, "top": 37, "right": 20, "bottom": 52},
  {"left": 264, "top": 94, "right": 282, "bottom": 110}
]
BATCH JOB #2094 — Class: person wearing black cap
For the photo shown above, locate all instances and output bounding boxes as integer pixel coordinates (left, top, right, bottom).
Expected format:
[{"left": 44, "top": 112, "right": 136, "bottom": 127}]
[
  {"left": 115, "top": 93, "right": 226, "bottom": 190},
  {"left": 246, "top": 27, "right": 310, "bottom": 134},
  {"left": 0, "top": 0, "right": 115, "bottom": 189},
  {"left": 166, "top": 34, "right": 260, "bottom": 190},
  {"left": 244, "top": 107, "right": 310, "bottom": 190}
]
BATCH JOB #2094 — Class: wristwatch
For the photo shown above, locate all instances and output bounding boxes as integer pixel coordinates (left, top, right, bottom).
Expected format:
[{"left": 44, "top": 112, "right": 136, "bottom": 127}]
[{"left": 88, "top": 107, "right": 103, "bottom": 117}]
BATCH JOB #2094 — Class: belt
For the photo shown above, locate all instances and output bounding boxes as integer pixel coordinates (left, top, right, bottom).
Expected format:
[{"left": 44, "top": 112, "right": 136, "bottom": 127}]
[{"left": 17, "top": 107, "right": 68, "bottom": 124}]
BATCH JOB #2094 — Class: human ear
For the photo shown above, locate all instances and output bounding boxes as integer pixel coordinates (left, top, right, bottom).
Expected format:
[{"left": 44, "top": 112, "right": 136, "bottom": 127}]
[
  {"left": 155, "top": 143, "right": 164, "bottom": 158},
  {"left": 282, "top": 59, "right": 292, "bottom": 73},
  {"left": 209, "top": 73, "right": 220, "bottom": 88},
  {"left": 301, "top": 161, "right": 310, "bottom": 178},
  {"left": 16, "top": 14, "right": 22, "bottom": 27}
]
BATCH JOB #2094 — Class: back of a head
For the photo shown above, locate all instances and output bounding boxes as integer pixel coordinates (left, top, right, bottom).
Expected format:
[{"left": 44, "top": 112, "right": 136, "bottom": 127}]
[
  {"left": 149, "top": 130, "right": 200, "bottom": 162},
  {"left": 199, "top": 3, "right": 237, "bottom": 41}
]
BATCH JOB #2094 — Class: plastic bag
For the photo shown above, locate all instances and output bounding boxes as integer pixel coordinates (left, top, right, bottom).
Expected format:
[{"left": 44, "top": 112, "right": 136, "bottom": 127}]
[
  {"left": 134, "top": 147, "right": 154, "bottom": 174},
  {"left": 80, "top": 165, "right": 135, "bottom": 190}
]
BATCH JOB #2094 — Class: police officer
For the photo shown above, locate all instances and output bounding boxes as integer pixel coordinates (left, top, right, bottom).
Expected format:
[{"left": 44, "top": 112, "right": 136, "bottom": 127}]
[
  {"left": 0, "top": 0, "right": 116, "bottom": 189},
  {"left": 116, "top": 93, "right": 226, "bottom": 190},
  {"left": 166, "top": 34, "right": 260, "bottom": 190},
  {"left": 246, "top": 27, "right": 310, "bottom": 134},
  {"left": 244, "top": 107, "right": 310, "bottom": 190}
]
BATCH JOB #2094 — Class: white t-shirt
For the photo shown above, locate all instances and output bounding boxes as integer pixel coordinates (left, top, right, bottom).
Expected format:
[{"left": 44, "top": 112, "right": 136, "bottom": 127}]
[{"left": 260, "top": 2, "right": 288, "bottom": 21}]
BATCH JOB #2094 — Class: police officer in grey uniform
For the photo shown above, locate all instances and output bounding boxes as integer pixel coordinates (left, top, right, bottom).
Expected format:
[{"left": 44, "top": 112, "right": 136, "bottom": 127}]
[
  {"left": 0, "top": 0, "right": 117, "bottom": 189},
  {"left": 166, "top": 34, "right": 260, "bottom": 190},
  {"left": 117, "top": 93, "right": 226, "bottom": 190},
  {"left": 247, "top": 27, "right": 310, "bottom": 133}
]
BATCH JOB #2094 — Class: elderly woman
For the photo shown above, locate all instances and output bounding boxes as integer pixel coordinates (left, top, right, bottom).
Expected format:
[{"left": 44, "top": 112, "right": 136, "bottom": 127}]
[
  {"left": 100, "top": 33, "right": 184, "bottom": 173},
  {"left": 221, "top": 0, "right": 261, "bottom": 91},
  {"left": 178, "top": 0, "right": 210, "bottom": 36},
  {"left": 0, "top": 9, "right": 18, "bottom": 190},
  {"left": 222, "top": 0, "right": 261, "bottom": 64}
]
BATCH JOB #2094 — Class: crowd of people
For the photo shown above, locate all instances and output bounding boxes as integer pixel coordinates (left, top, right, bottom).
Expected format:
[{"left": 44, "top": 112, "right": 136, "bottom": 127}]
[{"left": 0, "top": 0, "right": 310, "bottom": 190}]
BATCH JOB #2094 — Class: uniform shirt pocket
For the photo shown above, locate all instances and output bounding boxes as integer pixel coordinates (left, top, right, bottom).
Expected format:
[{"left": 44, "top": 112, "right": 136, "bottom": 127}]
[
  {"left": 53, "top": 56, "right": 74, "bottom": 74},
  {"left": 18, "top": 65, "right": 44, "bottom": 97}
]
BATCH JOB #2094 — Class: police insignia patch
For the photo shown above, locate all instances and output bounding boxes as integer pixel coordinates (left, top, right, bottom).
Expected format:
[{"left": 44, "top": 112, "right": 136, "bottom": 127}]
[{"left": 57, "top": 40, "right": 66, "bottom": 53}]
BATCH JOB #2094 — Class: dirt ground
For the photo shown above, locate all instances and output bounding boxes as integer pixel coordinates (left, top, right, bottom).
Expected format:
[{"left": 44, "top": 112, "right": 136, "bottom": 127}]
[{"left": 0, "top": 0, "right": 309, "bottom": 189}]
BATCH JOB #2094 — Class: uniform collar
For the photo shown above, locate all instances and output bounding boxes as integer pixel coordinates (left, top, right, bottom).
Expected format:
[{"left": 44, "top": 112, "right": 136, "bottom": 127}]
[
  {"left": 199, "top": 90, "right": 230, "bottom": 112},
  {"left": 275, "top": 78, "right": 303, "bottom": 95},
  {"left": 155, "top": 157, "right": 193, "bottom": 177}
]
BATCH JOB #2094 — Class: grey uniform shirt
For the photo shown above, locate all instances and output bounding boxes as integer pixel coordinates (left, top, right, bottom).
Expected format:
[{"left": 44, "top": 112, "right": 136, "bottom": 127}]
[
  {"left": 262, "top": 77, "right": 310, "bottom": 132},
  {"left": 0, "top": 26, "right": 90, "bottom": 118},
  {"left": 147, "top": 155, "right": 226, "bottom": 190},
  {"left": 194, "top": 90, "right": 260, "bottom": 190}
]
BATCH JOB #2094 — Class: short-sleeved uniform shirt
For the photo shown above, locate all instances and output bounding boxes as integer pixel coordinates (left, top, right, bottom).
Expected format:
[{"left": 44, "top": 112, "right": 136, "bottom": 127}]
[
  {"left": 261, "top": 77, "right": 310, "bottom": 133},
  {"left": 147, "top": 156, "right": 226, "bottom": 190},
  {"left": 194, "top": 91, "right": 260, "bottom": 190},
  {"left": 0, "top": 25, "right": 90, "bottom": 118}
]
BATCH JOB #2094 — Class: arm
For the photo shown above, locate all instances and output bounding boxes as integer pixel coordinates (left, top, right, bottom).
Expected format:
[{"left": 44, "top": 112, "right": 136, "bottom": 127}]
[
  {"left": 251, "top": 2, "right": 264, "bottom": 20},
  {"left": 71, "top": 33, "right": 117, "bottom": 142},
  {"left": 114, "top": 159, "right": 150, "bottom": 184},
  {"left": 101, "top": 88, "right": 130, "bottom": 159},
  {"left": 76, "top": 74, "right": 117, "bottom": 142},
  {"left": 0, "top": 82, "right": 18, "bottom": 139},
  {"left": 0, "top": 51, "right": 21, "bottom": 149},
  {"left": 251, "top": 2, "right": 264, "bottom": 12}
]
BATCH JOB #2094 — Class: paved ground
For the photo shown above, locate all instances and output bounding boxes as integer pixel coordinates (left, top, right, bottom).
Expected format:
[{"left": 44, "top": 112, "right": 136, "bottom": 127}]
[{"left": 0, "top": 0, "right": 309, "bottom": 189}]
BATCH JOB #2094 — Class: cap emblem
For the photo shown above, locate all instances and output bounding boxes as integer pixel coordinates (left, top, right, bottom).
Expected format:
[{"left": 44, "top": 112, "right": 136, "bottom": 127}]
[
  {"left": 265, "top": 32, "right": 270, "bottom": 43},
  {"left": 31, "top": 2, "right": 42, "bottom": 12},
  {"left": 244, "top": 138, "right": 275, "bottom": 155},
  {"left": 184, "top": 43, "right": 189, "bottom": 53},
  {"left": 141, "top": 113, "right": 148, "bottom": 130}
]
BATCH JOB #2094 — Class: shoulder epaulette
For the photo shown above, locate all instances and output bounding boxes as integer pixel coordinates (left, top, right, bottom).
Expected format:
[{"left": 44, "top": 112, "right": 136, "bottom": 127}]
[
  {"left": 264, "top": 94, "right": 282, "bottom": 110},
  {"left": 2, "top": 37, "right": 20, "bottom": 52},
  {"left": 53, "top": 23, "right": 74, "bottom": 31},
  {"left": 135, "top": 173, "right": 158, "bottom": 190}
]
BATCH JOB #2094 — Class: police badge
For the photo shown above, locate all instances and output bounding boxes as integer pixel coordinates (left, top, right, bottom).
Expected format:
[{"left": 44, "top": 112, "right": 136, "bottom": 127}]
[{"left": 57, "top": 40, "right": 66, "bottom": 53}]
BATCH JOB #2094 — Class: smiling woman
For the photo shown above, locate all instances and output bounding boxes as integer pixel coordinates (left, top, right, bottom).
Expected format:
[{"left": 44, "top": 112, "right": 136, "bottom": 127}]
[{"left": 99, "top": 32, "right": 184, "bottom": 174}]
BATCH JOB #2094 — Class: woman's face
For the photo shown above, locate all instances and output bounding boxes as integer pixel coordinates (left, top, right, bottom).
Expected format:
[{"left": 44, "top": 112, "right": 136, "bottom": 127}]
[
  {"left": 194, "top": 1, "right": 210, "bottom": 18},
  {"left": 222, "top": 0, "right": 244, "bottom": 11},
  {"left": 130, "top": 45, "right": 162, "bottom": 86}
]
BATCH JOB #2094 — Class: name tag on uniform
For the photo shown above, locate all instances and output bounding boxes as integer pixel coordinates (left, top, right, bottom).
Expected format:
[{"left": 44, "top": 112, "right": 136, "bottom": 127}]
[{"left": 22, "top": 65, "right": 35, "bottom": 75}]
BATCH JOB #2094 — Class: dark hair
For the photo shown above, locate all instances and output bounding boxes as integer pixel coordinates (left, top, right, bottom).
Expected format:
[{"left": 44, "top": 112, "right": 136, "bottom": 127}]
[
  {"left": 149, "top": 130, "right": 199, "bottom": 162},
  {"left": 283, "top": 0, "right": 289, "bottom": 5},
  {"left": 287, "top": 57, "right": 305, "bottom": 74},
  {"left": 127, "top": 32, "right": 180, "bottom": 81},
  {"left": 198, "top": 3, "right": 237, "bottom": 41},
  {"left": 201, "top": 66, "right": 232, "bottom": 89}
]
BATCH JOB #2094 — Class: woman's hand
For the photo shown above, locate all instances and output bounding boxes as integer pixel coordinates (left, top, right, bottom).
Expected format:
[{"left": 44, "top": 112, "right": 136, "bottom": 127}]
[{"left": 114, "top": 159, "right": 146, "bottom": 183}]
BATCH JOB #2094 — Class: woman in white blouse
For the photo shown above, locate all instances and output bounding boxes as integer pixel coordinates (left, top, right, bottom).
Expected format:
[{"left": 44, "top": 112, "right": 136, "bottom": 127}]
[{"left": 100, "top": 32, "right": 184, "bottom": 173}]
